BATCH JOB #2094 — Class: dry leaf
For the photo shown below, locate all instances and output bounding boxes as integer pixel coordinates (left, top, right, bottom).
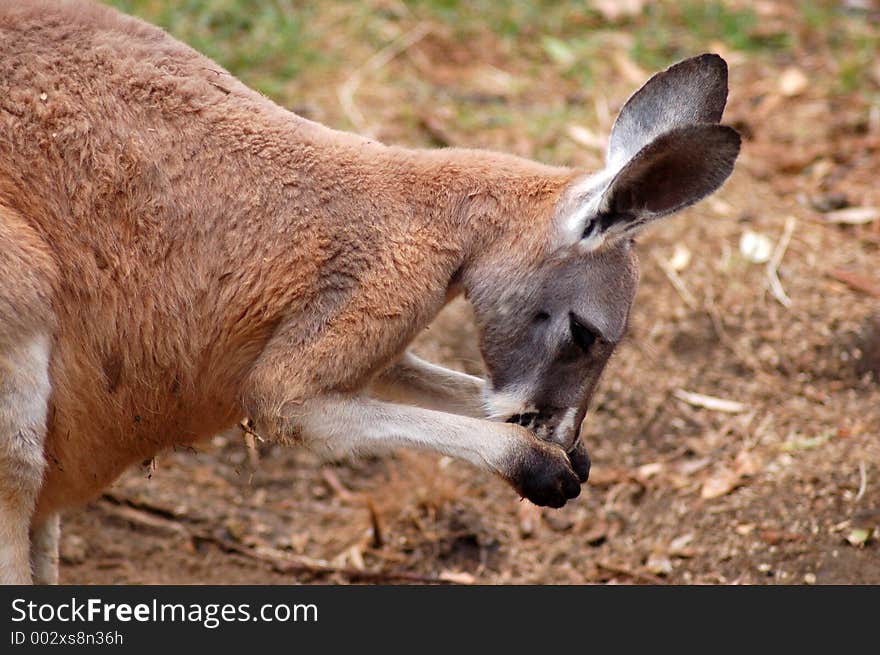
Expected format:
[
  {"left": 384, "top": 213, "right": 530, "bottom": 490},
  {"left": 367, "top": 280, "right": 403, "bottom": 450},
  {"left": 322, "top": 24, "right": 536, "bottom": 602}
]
[
  {"left": 669, "top": 533, "right": 695, "bottom": 558},
  {"left": 781, "top": 432, "right": 832, "bottom": 452},
  {"left": 593, "top": 0, "right": 646, "bottom": 21},
  {"left": 439, "top": 570, "right": 476, "bottom": 584},
  {"left": 645, "top": 552, "right": 673, "bottom": 576},
  {"left": 701, "top": 467, "right": 742, "bottom": 499},
  {"left": 542, "top": 36, "right": 575, "bottom": 67},
  {"left": 733, "top": 450, "right": 762, "bottom": 477},
  {"left": 468, "top": 65, "right": 518, "bottom": 96},
  {"left": 846, "top": 528, "right": 871, "bottom": 547},
  {"left": 637, "top": 462, "right": 664, "bottom": 479},
  {"left": 347, "top": 545, "right": 365, "bottom": 570},
  {"left": 677, "top": 456, "right": 713, "bottom": 476},
  {"left": 588, "top": 466, "right": 632, "bottom": 486}
]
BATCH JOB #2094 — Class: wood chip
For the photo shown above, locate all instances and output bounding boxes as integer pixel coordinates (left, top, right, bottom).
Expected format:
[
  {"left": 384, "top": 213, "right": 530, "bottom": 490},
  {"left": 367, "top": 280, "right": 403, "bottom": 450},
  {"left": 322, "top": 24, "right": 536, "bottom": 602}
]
[
  {"left": 766, "top": 216, "right": 796, "bottom": 308},
  {"left": 674, "top": 389, "right": 748, "bottom": 413},
  {"left": 821, "top": 207, "right": 879, "bottom": 224}
]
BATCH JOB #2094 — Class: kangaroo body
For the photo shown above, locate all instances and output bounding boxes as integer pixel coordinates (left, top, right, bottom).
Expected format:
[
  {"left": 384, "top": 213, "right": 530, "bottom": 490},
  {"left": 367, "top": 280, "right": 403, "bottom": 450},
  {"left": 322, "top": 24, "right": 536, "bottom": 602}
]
[
  {"left": 0, "top": 1, "right": 739, "bottom": 583},
  {"left": 1, "top": 1, "right": 570, "bottom": 516}
]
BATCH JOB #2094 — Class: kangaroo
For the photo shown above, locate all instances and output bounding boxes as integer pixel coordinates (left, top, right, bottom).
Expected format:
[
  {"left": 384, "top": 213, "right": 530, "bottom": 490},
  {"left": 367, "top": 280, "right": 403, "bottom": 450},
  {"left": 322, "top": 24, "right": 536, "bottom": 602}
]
[{"left": 0, "top": 0, "right": 739, "bottom": 584}]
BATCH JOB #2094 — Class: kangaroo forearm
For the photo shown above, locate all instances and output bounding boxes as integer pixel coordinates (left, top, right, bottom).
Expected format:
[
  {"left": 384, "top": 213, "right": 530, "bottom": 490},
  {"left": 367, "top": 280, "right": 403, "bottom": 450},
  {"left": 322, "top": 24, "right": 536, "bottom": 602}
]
[
  {"left": 289, "top": 393, "right": 513, "bottom": 472},
  {"left": 369, "top": 351, "right": 487, "bottom": 418}
]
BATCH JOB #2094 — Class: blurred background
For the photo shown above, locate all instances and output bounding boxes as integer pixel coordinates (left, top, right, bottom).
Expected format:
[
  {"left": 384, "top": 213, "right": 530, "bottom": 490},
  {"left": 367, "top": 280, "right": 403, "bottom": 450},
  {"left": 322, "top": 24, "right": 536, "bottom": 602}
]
[{"left": 64, "top": 0, "right": 880, "bottom": 583}]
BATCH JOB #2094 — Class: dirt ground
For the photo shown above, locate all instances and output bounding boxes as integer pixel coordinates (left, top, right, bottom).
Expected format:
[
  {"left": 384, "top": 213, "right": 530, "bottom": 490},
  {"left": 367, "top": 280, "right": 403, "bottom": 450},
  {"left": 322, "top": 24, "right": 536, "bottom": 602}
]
[{"left": 60, "top": 1, "right": 880, "bottom": 584}]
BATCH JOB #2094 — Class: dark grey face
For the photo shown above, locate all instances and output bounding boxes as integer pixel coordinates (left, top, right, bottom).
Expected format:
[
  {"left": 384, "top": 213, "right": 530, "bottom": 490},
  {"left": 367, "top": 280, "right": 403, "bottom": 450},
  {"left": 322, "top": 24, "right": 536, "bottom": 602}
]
[
  {"left": 472, "top": 241, "right": 639, "bottom": 450},
  {"left": 469, "top": 53, "right": 740, "bottom": 454}
]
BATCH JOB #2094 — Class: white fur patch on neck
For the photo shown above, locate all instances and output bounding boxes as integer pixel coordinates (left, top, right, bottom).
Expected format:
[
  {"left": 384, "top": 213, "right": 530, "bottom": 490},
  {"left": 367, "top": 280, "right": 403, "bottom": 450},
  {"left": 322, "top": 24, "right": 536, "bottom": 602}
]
[{"left": 482, "top": 387, "right": 536, "bottom": 421}]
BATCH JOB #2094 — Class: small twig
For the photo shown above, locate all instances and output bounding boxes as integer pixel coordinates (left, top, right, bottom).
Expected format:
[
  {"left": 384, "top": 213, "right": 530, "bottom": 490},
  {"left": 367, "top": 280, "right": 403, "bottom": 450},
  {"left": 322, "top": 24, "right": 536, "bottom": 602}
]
[
  {"left": 366, "top": 497, "right": 385, "bottom": 549},
  {"left": 99, "top": 493, "right": 454, "bottom": 584},
  {"left": 101, "top": 491, "right": 186, "bottom": 520},
  {"left": 652, "top": 252, "right": 698, "bottom": 310},
  {"left": 673, "top": 389, "right": 748, "bottom": 414},
  {"left": 321, "top": 468, "right": 384, "bottom": 547},
  {"left": 338, "top": 23, "right": 432, "bottom": 135},
  {"left": 239, "top": 418, "right": 263, "bottom": 468},
  {"left": 766, "top": 216, "right": 796, "bottom": 307},
  {"left": 239, "top": 418, "right": 263, "bottom": 441},
  {"left": 826, "top": 268, "right": 880, "bottom": 298},
  {"left": 198, "top": 534, "right": 455, "bottom": 584},
  {"left": 96, "top": 499, "right": 189, "bottom": 538},
  {"left": 596, "top": 560, "right": 666, "bottom": 585},
  {"left": 855, "top": 461, "right": 868, "bottom": 503},
  {"left": 243, "top": 433, "right": 260, "bottom": 468},
  {"left": 321, "top": 467, "right": 359, "bottom": 503}
]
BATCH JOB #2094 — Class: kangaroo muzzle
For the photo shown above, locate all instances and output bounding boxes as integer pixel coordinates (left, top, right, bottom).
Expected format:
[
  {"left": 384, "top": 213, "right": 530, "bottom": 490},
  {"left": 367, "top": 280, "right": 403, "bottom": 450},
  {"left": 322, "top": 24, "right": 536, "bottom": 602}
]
[{"left": 505, "top": 406, "right": 582, "bottom": 451}]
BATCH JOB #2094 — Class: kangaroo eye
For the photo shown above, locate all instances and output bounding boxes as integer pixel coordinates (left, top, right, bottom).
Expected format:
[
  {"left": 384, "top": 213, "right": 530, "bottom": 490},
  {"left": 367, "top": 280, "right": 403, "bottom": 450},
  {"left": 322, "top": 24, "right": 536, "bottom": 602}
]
[
  {"left": 569, "top": 313, "right": 597, "bottom": 353},
  {"left": 582, "top": 217, "right": 598, "bottom": 240}
]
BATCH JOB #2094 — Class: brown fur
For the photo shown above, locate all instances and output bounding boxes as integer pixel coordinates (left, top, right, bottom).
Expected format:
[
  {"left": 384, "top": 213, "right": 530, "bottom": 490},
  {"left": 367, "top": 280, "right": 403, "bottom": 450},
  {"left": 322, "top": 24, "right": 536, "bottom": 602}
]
[{"left": 0, "top": 0, "right": 577, "bottom": 520}]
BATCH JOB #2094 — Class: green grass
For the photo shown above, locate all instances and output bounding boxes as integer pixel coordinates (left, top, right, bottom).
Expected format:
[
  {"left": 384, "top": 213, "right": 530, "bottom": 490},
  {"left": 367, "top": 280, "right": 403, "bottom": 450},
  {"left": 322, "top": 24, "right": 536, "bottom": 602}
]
[
  {"left": 107, "top": 0, "right": 327, "bottom": 99},
  {"left": 104, "top": 0, "right": 877, "bottom": 151},
  {"left": 630, "top": 1, "right": 792, "bottom": 69}
]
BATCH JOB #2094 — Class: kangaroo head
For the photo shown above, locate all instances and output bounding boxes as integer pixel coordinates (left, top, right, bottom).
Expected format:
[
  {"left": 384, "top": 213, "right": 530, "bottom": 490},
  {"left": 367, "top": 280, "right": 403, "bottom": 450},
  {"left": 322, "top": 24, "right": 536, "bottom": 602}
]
[{"left": 467, "top": 54, "right": 740, "bottom": 450}]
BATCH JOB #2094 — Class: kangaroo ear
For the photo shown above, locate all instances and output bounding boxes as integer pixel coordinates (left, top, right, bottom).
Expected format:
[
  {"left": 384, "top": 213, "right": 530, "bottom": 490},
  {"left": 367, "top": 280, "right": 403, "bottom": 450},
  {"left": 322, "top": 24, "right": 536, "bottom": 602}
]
[
  {"left": 607, "top": 54, "right": 729, "bottom": 170},
  {"left": 587, "top": 124, "right": 740, "bottom": 241}
]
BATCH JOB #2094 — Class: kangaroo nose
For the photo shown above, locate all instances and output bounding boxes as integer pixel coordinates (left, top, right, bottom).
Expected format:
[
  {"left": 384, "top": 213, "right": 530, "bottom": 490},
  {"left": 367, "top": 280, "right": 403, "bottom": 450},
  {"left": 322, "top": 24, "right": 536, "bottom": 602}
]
[
  {"left": 551, "top": 407, "right": 581, "bottom": 451},
  {"left": 568, "top": 440, "right": 591, "bottom": 483}
]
